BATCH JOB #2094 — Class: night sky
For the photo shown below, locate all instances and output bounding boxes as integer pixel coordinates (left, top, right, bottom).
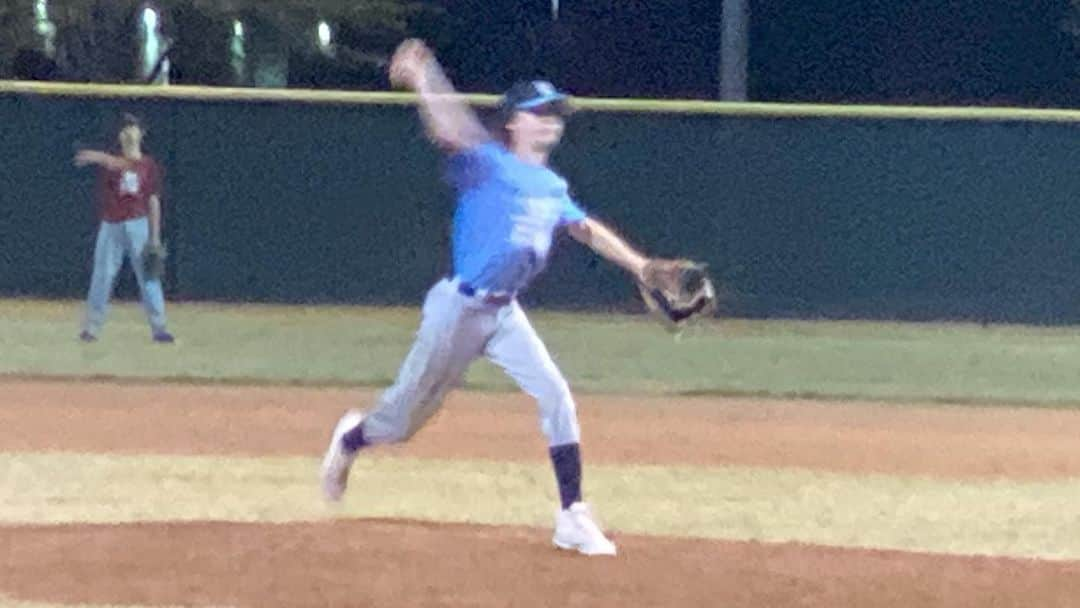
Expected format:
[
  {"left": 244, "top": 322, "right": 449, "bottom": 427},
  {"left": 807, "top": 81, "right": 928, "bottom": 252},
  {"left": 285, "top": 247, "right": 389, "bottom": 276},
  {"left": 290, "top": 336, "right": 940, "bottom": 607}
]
[{"left": 431, "top": 0, "right": 1079, "bottom": 106}]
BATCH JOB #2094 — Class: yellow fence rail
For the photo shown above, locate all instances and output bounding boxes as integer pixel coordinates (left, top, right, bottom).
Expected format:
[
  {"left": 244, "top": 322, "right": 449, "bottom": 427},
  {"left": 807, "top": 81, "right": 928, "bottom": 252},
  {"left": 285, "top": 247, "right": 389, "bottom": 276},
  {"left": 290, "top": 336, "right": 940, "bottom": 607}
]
[{"left": 4, "top": 79, "right": 1080, "bottom": 123}]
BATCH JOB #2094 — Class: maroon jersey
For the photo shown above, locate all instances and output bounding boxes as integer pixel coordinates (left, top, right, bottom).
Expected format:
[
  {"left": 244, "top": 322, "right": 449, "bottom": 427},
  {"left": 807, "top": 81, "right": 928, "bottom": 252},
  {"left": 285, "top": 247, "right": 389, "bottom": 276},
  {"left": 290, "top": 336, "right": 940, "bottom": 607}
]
[{"left": 98, "top": 156, "right": 161, "bottom": 222}]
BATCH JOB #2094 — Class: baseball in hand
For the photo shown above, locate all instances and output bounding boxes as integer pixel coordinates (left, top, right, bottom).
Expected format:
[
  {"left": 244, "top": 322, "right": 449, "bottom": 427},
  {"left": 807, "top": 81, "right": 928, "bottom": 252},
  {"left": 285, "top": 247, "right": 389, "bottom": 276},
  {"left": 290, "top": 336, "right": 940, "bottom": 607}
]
[{"left": 389, "top": 39, "right": 432, "bottom": 90}]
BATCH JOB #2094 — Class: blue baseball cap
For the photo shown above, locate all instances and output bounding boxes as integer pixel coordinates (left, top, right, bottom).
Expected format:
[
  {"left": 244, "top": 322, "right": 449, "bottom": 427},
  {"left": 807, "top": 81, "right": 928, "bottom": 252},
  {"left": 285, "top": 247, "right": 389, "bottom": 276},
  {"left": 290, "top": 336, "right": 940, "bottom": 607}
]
[{"left": 498, "top": 80, "right": 572, "bottom": 115}]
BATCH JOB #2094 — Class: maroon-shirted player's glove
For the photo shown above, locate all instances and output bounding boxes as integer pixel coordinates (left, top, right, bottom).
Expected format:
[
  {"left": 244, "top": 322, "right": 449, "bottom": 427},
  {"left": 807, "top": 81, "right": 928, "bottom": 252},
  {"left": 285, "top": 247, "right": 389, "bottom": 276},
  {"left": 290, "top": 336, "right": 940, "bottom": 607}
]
[
  {"left": 637, "top": 258, "right": 716, "bottom": 329},
  {"left": 141, "top": 242, "right": 167, "bottom": 281}
]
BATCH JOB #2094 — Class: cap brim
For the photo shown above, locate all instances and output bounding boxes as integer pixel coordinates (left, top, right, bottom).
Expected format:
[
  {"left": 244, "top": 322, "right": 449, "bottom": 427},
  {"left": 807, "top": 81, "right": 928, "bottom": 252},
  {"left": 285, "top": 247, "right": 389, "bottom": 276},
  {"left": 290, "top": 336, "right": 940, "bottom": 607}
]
[
  {"left": 515, "top": 91, "right": 569, "bottom": 109},
  {"left": 516, "top": 97, "right": 574, "bottom": 119}
]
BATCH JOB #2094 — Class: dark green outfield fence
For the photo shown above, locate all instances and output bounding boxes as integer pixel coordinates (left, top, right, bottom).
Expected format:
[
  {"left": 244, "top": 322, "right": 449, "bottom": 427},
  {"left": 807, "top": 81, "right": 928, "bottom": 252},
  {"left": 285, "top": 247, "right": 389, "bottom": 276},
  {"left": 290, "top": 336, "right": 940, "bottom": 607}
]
[{"left": 4, "top": 82, "right": 1080, "bottom": 323}]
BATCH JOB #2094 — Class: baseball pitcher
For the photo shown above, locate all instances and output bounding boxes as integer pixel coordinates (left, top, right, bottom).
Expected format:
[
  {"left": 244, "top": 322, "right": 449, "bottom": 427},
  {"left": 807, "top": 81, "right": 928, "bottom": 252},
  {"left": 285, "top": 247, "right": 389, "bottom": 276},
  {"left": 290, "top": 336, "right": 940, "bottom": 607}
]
[{"left": 320, "top": 39, "right": 713, "bottom": 556}]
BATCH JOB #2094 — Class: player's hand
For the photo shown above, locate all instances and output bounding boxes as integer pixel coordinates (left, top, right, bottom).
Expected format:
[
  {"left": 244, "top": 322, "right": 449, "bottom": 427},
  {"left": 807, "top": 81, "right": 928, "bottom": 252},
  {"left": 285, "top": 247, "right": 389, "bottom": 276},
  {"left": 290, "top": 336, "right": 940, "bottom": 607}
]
[
  {"left": 389, "top": 38, "right": 433, "bottom": 91},
  {"left": 73, "top": 149, "right": 101, "bottom": 167}
]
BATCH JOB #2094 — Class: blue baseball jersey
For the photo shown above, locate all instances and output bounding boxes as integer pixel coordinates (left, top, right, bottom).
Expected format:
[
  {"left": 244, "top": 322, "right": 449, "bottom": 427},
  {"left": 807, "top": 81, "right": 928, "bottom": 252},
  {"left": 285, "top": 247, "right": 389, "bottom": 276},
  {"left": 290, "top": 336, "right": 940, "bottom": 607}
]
[{"left": 445, "top": 142, "right": 587, "bottom": 294}]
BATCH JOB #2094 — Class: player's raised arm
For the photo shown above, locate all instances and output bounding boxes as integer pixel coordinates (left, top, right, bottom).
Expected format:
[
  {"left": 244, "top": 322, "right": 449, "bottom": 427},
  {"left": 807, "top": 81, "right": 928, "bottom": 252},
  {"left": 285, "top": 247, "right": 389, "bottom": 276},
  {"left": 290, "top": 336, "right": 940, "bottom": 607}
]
[
  {"left": 388, "top": 39, "right": 490, "bottom": 152},
  {"left": 73, "top": 149, "right": 128, "bottom": 171}
]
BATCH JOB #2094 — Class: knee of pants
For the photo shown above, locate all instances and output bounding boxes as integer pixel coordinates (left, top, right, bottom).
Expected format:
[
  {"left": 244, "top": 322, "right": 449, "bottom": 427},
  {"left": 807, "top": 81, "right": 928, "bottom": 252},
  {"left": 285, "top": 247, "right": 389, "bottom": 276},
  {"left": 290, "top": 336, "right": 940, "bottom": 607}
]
[{"left": 538, "top": 378, "right": 580, "bottom": 445}]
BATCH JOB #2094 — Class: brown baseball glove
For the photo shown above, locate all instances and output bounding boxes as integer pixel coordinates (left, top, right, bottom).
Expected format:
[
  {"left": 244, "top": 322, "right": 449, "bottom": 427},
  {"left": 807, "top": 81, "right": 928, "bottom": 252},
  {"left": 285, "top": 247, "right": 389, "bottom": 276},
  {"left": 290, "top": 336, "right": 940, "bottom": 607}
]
[
  {"left": 637, "top": 258, "right": 716, "bottom": 328},
  {"left": 141, "top": 242, "right": 168, "bottom": 281}
]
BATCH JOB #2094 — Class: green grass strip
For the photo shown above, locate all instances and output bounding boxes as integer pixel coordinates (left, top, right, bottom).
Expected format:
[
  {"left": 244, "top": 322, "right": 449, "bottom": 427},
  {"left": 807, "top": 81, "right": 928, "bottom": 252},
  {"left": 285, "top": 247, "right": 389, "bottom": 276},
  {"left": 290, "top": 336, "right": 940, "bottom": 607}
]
[
  {"left": 5, "top": 299, "right": 1080, "bottom": 405},
  {"left": 3, "top": 452, "right": 1078, "bottom": 561}
]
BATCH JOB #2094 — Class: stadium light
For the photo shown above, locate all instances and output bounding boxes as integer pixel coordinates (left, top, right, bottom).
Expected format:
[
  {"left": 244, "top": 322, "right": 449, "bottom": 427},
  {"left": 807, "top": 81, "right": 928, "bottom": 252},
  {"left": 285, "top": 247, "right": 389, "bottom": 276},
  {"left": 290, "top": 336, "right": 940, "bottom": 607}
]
[
  {"left": 34, "top": 0, "right": 56, "bottom": 56},
  {"left": 317, "top": 20, "right": 332, "bottom": 48},
  {"left": 141, "top": 6, "right": 158, "bottom": 32},
  {"left": 230, "top": 19, "right": 246, "bottom": 83},
  {"left": 138, "top": 4, "right": 166, "bottom": 83}
]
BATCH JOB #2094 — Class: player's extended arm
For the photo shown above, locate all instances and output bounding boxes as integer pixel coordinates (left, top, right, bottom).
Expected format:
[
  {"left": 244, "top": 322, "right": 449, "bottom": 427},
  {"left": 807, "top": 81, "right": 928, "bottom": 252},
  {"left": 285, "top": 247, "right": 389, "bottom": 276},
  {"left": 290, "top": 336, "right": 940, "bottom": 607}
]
[
  {"left": 148, "top": 195, "right": 162, "bottom": 245},
  {"left": 568, "top": 217, "right": 649, "bottom": 282},
  {"left": 572, "top": 217, "right": 717, "bottom": 325},
  {"left": 388, "top": 39, "right": 489, "bottom": 151},
  {"left": 74, "top": 150, "right": 128, "bottom": 171}
]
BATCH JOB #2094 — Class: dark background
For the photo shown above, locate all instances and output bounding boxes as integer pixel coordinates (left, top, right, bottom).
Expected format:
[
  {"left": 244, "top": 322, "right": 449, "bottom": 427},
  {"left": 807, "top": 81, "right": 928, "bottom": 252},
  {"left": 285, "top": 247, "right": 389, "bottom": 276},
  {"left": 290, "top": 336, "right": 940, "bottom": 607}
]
[
  {"left": 7, "top": 0, "right": 1080, "bottom": 107},
  {"left": 406, "top": 0, "right": 1080, "bottom": 107}
]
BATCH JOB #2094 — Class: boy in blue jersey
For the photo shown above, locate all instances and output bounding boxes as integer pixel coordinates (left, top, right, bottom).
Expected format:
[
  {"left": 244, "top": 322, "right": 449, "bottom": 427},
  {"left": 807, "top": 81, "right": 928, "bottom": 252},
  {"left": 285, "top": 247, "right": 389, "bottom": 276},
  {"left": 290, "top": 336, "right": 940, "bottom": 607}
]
[{"left": 321, "top": 39, "right": 657, "bottom": 556}]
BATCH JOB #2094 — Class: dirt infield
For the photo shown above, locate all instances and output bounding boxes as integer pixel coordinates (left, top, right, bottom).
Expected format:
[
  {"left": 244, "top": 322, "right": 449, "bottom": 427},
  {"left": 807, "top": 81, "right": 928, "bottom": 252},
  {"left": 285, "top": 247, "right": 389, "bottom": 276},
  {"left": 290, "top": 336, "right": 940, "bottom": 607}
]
[{"left": 3, "top": 379, "right": 1080, "bottom": 607}]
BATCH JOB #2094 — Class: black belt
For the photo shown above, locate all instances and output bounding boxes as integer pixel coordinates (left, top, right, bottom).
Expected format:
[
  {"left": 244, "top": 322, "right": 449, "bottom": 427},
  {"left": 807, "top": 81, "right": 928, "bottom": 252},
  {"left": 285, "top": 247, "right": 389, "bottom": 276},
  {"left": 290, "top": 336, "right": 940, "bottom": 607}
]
[{"left": 457, "top": 281, "right": 514, "bottom": 306}]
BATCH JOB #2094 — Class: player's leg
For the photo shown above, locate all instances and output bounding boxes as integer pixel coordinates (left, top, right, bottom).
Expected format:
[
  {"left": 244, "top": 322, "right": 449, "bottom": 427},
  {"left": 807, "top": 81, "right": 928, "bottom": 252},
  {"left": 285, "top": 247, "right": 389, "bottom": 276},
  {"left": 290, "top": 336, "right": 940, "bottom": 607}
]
[
  {"left": 320, "top": 278, "right": 490, "bottom": 500},
  {"left": 123, "top": 217, "right": 170, "bottom": 341},
  {"left": 363, "top": 281, "right": 492, "bottom": 444},
  {"left": 484, "top": 303, "right": 616, "bottom": 556},
  {"left": 485, "top": 303, "right": 581, "bottom": 503},
  {"left": 81, "top": 222, "right": 126, "bottom": 340}
]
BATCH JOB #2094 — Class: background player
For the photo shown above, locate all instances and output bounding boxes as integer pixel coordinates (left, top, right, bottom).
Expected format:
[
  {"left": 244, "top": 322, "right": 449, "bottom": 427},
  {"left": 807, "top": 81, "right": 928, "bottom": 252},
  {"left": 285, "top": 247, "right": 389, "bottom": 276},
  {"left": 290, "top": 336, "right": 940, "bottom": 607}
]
[
  {"left": 74, "top": 113, "right": 174, "bottom": 343},
  {"left": 321, "top": 39, "right": 660, "bottom": 556}
]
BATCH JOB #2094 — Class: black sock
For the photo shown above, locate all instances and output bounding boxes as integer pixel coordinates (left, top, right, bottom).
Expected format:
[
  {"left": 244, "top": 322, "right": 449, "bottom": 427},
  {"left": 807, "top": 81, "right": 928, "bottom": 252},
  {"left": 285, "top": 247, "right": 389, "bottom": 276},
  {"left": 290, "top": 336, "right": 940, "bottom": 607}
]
[
  {"left": 549, "top": 443, "right": 582, "bottom": 510},
  {"left": 341, "top": 421, "right": 368, "bottom": 452}
]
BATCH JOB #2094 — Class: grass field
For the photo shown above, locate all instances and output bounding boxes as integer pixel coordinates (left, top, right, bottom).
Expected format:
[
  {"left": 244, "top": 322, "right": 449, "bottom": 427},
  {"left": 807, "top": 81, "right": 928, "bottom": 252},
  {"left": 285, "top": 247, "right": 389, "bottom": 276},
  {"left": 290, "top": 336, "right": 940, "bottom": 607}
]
[
  {"left": 4, "top": 297, "right": 1080, "bottom": 606},
  {"left": 3, "top": 298, "right": 1080, "bottom": 406}
]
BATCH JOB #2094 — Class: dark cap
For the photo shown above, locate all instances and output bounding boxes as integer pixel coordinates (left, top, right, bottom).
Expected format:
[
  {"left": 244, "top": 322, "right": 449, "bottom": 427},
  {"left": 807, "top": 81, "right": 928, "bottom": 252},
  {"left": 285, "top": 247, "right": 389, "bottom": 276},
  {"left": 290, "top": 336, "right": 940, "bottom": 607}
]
[
  {"left": 119, "top": 112, "right": 144, "bottom": 131},
  {"left": 497, "top": 80, "right": 571, "bottom": 116}
]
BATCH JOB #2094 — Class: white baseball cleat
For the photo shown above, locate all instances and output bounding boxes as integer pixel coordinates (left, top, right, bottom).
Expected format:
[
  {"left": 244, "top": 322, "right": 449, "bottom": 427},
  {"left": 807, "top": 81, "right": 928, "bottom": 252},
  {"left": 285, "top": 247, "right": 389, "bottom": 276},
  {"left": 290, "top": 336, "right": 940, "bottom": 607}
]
[
  {"left": 552, "top": 502, "right": 617, "bottom": 556},
  {"left": 320, "top": 409, "right": 365, "bottom": 502}
]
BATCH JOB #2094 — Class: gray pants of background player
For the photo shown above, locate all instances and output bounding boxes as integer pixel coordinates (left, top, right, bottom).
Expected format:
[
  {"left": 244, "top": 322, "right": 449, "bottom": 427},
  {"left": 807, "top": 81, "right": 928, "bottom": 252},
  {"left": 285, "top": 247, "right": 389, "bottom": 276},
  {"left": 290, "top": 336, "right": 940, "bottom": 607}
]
[
  {"left": 363, "top": 277, "right": 581, "bottom": 447},
  {"left": 82, "top": 217, "right": 168, "bottom": 336}
]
